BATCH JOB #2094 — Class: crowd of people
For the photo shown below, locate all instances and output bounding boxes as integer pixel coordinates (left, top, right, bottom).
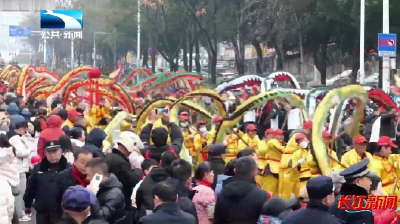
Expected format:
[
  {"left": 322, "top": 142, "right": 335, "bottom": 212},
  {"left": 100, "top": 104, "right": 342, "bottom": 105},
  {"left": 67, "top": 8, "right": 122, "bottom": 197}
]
[{"left": 0, "top": 84, "right": 398, "bottom": 224}]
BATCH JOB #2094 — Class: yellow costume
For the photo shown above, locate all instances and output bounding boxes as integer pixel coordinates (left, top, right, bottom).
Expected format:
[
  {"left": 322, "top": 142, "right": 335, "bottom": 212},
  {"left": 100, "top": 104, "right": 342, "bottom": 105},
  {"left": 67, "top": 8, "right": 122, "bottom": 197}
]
[
  {"left": 341, "top": 149, "right": 372, "bottom": 168},
  {"left": 370, "top": 155, "right": 397, "bottom": 195},
  {"left": 279, "top": 133, "right": 300, "bottom": 199},
  {"left": 289, "top": 146, "right": 310, "bottom": 197},
  {"left": 182, "top": 130, "right": 195, "bottom": 156},
  {"left": 224, "top": 131, "right": 244, "bottom": 163},
  {"left": 306, "top": 148, "right": 342, "bottom": 178},
  {"left": 193, "top": 132, "right": 213, "bottom": 164},
  {"left": 261, "top": 138, "right": 284, "bottom": 196},
  {"left": 61, "top": 119, "right": 74, "bottom": 129},
  {"left": 238, "top": 134, "right": 260, "bottom": 151}
]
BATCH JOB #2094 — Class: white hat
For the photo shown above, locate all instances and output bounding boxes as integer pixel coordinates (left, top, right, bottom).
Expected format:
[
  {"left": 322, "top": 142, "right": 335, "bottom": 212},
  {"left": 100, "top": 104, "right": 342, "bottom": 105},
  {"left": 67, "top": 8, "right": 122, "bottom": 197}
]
[{"left": 116, "top": 131, "right": 144, "bottom": 153}]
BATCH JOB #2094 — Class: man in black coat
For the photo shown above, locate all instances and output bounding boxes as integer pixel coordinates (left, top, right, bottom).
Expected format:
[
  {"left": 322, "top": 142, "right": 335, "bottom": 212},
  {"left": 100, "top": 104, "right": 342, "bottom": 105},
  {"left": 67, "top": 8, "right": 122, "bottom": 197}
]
[
  {"left": 105, "top": 132, "right": 142, "bottom": 224},
  {"left": 139, "top": 181, "right": 196, "bottom": 224},
  {"left": 208, "top": 143, "right": 227, "bottom": 190},
  {"left": 24, "top": 140, "right": 71, "bottom": 224},
  {"left": 329, "top": 159, "right": 375, "bottom": 224},
  {"left": 282, "top": 176, "right": 342, "bottom": 224},
  {"left": 136, "top": 166, "right": 170, "bottom": 219},
  {"left": 214, "top": 156, "right": 269, "bottom": 224},
  {"left": 169, "top": 159, "right": 198, "bottom": 223}
]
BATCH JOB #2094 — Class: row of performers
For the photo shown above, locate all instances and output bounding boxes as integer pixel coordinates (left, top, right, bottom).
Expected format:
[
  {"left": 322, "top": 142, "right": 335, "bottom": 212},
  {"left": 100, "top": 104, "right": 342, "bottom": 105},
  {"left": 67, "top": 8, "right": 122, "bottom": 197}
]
[{"left": 179, "top": 117, "right": 398, "bottom": 201}]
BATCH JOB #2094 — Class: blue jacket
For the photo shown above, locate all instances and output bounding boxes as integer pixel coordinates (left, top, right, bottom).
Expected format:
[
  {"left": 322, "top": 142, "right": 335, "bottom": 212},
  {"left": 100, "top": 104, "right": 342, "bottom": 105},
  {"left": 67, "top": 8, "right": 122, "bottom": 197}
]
[
  {"left": 23, "top": 156, "right": 70, "bottom": 212},
  {"left": 7, "top": 103, "right": 25, "bottom": 130},
  {"left": 215, "top": 175, "right": 231, "bottom": 196}
]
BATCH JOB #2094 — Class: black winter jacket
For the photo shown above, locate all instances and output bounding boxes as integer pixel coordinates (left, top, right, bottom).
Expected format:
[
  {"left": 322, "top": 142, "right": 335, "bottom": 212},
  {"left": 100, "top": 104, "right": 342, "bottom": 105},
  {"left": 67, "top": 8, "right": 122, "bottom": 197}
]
[
  {"left": 93, "top": 174, "right": 126, "bottom": 224},
  {"left": 24, "top": 156, "right": 70, "bottom": 212},
  {"left": 214, "top": 176, "right": 269, "bottom": 224},
  {"left": 105, "top": 148, "right": 141, "bottom": 211},
  {"left": 136, "top": 167, "right": 170, "bottom": 218},
  {"left": 282, "top": 201, "right": 342, "bottom": 224},
  {"left": 139, "top": 203, "right": 196, "bottom": 224}
]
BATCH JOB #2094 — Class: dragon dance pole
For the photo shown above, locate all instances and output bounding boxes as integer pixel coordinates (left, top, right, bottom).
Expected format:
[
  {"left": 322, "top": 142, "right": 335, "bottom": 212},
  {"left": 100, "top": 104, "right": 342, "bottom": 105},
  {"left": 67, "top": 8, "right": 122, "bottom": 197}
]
[{"left": 137, "top": 0, "right": 141, "bottom": 84}]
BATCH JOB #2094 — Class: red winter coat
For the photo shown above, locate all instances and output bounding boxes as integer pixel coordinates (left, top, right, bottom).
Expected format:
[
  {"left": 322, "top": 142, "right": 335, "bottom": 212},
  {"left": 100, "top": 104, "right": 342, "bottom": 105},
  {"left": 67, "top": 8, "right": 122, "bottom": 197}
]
[
  {"left": 37, "top": 115, "right": 65, "bottom": 158},
  {"left": 372, "top": 209, "right": 396, "bottom": 224}
]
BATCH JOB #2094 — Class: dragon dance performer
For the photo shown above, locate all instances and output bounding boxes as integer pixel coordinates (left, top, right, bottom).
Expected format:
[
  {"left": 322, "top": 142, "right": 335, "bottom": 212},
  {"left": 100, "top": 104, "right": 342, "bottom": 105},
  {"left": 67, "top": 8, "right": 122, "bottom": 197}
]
[
  {"left": 288, "top": 133, "right": 310, "bottom": 198},
  {"left": 256, "top": 128, "right": 275, "bottom": 188},
  {"left": 341, "top": 135, "right": 373, "bottom": 168},
  {"left": 369, "top": 136, "right": 398, "bottom": 196},
  {"left": 306, "top": 130, "right": 342, "bottom": 178},
  {"left": 193, "top": 120, "right": 213, "bottom": 165},
  {"left": 238, "top": 124, "right": 260, "bottom": 151},
  {"left": 260, "top": 129, "right": 285, "bottom": 196},
  {"left": 278, "top": 121, "right": 312, "bottom": 199}
]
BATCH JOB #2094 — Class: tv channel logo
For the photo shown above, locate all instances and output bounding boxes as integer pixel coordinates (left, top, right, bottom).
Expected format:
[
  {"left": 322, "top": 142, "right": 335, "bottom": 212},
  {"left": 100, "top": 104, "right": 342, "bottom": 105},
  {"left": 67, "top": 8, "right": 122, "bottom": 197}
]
[{"left": 40, "top": 10, "right": 83, "bottom": 29}]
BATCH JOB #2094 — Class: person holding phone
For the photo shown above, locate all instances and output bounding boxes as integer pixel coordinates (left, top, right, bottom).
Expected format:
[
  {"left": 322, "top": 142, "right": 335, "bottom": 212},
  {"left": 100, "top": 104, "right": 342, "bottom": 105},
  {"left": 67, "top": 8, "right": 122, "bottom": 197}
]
[{"left": 139, "top": 110, "right": 183, "bottom": 163}]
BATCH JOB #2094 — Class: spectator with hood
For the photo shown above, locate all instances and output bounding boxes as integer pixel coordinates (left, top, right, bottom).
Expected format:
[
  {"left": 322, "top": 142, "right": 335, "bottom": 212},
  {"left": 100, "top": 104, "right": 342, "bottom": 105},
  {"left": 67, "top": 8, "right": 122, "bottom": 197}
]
[
  {"left": 20, "top": 108, "right": 31, "bottom": 121},
  {"left": 84, "top": 128, "right": 107, "bottom": 158},
  {"left": 7, "top": 102, "right": 24, "bottom": 130},
  {"left": 37, "top": 115, "right": 65, "bottom": 158},
  {"left": 139, "top": 112, "right": 183, "bottom": 162}
]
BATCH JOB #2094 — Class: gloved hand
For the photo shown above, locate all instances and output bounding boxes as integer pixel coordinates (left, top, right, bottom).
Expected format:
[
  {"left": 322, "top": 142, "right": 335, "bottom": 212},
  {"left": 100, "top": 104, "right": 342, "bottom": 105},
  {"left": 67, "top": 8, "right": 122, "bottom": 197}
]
[
  {"left": 297, "top": 158, "right": 306, "bottom": 165},
  {"left": 223, "top": 140, "right": 228, "bottom": 146},
  {"left": 233, "top": 128, "right": 238, "bottom": 133},
  {"left": 25, "top": 207, "right": 31, "bottom": 215}
]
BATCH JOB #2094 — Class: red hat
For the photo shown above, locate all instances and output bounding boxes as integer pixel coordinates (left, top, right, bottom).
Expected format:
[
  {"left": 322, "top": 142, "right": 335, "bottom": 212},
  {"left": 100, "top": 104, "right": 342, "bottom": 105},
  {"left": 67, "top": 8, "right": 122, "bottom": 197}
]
[
  {"left": 322, "top": 131, "right": 332, "bottom": 138},
  {"left": 246, "top": 124, "right": 257, "bottom": 131},
  {"left": 197, "top": 120, "right": 205, "bottom": 126},
  {"left": 214, "top": 115, "right": 223, "bottom": 123},
  {"left": 303, "top": 121, "right": 313, "bottom": 129},
  {"left": 265, "top": 128, "right": 274, "bottom": 135},
  {"left": 377, "top": 136, "right": 398, "bottom": 148},
  {"left": 354, "top": 135, "right": 368, "bottom": 144},
  {"left": 68, "top": 109, "right": 83, "bottom": 118},
  {"left": 295, "top": 133, "right": 307, "bottom": 143},
  {"left": 274, "top": 129, "right": 285, "bottom": 135}
]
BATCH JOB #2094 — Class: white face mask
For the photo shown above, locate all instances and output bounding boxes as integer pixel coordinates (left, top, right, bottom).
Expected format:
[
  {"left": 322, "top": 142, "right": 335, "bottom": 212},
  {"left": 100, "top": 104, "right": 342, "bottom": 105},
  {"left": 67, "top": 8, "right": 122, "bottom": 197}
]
[
  {"left": 199, "top": 127, "right": 207, "bottom": 133},
  {"left": 180, "top": 122, "right": 188, "bottom": 128},
  {"left": 299, "top": 141, "right": 309, "bottom": 149}
]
